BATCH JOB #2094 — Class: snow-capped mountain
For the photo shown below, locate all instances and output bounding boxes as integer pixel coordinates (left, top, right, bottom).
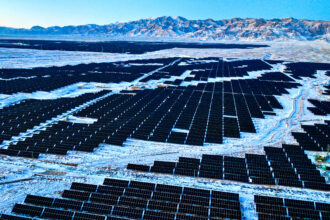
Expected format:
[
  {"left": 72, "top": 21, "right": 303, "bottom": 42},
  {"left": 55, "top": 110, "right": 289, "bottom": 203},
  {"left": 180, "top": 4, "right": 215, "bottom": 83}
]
[{"left": 1, "top": 16, "right": 329, "bottom": 41}]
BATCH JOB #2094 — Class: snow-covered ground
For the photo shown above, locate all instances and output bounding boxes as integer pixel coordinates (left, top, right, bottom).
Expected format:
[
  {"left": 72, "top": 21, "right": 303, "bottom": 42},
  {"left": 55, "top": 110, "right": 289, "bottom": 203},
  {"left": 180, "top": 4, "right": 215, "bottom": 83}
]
[
  {"left": 0, "top": 41, "right": 329, "bottom": 69},
  {"left": 0, "top": 43, "right": 329, "bottom": 219}
]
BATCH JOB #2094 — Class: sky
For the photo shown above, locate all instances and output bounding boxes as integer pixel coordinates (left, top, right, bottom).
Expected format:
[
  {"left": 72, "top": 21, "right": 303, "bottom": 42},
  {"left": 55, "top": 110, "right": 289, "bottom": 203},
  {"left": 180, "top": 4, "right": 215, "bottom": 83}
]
[{"left": 0, "top": 0, "right": 329, "bottom": 28}]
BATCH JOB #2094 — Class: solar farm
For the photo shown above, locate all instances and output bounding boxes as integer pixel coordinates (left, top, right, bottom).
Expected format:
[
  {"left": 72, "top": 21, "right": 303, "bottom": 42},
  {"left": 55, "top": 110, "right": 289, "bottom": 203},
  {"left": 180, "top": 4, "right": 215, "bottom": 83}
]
[{"left": 0, "top": 40, "right": 329, "bottom": 220}]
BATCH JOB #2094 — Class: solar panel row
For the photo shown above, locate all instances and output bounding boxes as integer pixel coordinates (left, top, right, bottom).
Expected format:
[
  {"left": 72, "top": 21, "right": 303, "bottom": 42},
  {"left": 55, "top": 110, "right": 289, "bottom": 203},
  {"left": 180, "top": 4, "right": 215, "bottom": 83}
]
[
  {"left": 292, "top": 122, "right": 329, "bottom": 152},
  {"left": 307, "top": 99, "right": 330, "bottom": 116},
  {"left": 0, "top": 58, "right": 170, "bottom": 95},
  {"left": 255, "top": 195, "right": 330, "bottom": 220},
  {"left": 4, "top": 178, "right": 241, "bottom": 220},
  {"left": 128, "top": 144, "right": 329, "bottom": 191},
  {"left": 0, "top": 91, "right": 109, "bottom": 158}
]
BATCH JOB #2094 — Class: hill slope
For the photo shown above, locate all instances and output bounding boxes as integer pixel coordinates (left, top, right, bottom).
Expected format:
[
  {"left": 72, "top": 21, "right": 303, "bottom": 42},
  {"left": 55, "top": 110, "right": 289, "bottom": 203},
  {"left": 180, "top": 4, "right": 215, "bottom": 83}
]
[{"left": 0, "top": 16, "right": 329, "bottom": 41}]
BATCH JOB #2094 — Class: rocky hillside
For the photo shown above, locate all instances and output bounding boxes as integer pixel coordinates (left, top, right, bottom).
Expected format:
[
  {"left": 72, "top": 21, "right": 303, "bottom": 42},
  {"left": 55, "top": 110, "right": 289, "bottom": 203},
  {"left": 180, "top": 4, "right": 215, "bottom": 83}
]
[{"left": 1, "top": 16, "right": 329, "bottom": 41}]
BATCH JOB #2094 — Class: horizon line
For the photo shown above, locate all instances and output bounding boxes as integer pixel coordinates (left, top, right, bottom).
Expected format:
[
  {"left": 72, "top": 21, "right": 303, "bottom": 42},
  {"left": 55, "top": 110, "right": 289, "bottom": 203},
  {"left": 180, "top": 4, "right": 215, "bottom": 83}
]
[{"left": 1, "top": 16, "right": 328, "bottom": 29}]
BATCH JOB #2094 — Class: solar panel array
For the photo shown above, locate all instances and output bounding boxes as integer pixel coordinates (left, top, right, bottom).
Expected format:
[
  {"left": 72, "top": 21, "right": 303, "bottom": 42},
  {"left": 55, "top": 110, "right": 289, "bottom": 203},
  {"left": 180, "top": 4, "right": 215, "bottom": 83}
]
[
  {"left": 0, "top": 58, "right": 304, "bottom": 151},
  {"left": 73, "top": 60, "right": 300, "bottom": 146},
  {"left": 3, "top": 178, "right": 242, "bottom": 220},
  {"left": 292, "top": 122, "right": 329, "bottom": 152},
  {"left": 0, "top": 58, "right": 174, "bottom": 95},
  {"left": 127, "top": 144, "right": 329, "bottom": 191},
  {"left": 1, "top": 72, "right": 301, "bottom": 159},
  {"left": 146, "top": 59, "right": 274, "bottom": 83},
  {"left": 0, "top": 39, "right": 268, "bottom": 54},
  {"left": 255, "top": 195, "right": 330, "bottom": 220},
  {"left": 284, "top": 62, "right": 330, "bottom": 79},
  {"left": 323, "top": 84, "right": 330, "bottom": 95},
  {"left": 307, "top": 99, "right": 330, "bottom": 116},
  {"left": 0, "top": 91, "right": 110, "bottom": 158}
]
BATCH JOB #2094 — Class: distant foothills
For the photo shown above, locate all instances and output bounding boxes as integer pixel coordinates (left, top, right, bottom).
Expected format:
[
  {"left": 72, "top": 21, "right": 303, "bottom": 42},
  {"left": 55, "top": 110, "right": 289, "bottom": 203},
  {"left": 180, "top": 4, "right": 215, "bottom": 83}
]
[{"left": 0, "top": 16, "right": 329, "bottom": 41}]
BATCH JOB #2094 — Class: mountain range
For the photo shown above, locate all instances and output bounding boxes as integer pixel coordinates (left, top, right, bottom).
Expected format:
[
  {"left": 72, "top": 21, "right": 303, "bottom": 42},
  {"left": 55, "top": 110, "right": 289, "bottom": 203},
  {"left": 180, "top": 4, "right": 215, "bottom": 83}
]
[{"left": 0, "top": 16, "right": 329, "bottom": 41}]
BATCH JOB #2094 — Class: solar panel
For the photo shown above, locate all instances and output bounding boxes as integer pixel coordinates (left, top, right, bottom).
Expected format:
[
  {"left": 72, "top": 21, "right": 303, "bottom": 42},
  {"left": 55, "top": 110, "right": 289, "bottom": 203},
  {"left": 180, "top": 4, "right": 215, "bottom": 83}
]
[
  {"left": 103, "top": 178, "right": 129, "bottom": 188},
  {"left": 156, "top": 184, "right": 182, "bottom": 194},
  {"left": 24, "top": 195, "right": 54, "bottom": 206},
  {"left": 41, "top": 208, "right": 74, "bottom": 219},
  {"left": 12, "top": 204, "right": 43, "bottom": 217},
  {"left": 130, "top": 181, "right": 155, "bottom": 191},
  {"left": 71, "top": 182, "right": 98, "bottom": 192},
  {"left": 0, "top": 214, "right": 33, "bottom": 220},
  {"left": 81, "top": 203, "right": 112, "bottom": 215},
  {"left": 53, "top": 198, "right": 83, "bottom": 211},
  {"left": 112, "top": 206, "right": 143, "bottom": 219}
]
